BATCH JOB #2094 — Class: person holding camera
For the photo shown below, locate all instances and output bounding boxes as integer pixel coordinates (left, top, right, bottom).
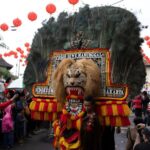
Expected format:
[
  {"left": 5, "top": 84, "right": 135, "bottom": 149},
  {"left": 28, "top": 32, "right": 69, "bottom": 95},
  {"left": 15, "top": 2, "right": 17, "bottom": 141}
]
[
  {"left": 126, "top": 117, "right": 145, "bottom": 150},
  {"left": 133, "top": 123, "right": 150, "bottom": 150}
]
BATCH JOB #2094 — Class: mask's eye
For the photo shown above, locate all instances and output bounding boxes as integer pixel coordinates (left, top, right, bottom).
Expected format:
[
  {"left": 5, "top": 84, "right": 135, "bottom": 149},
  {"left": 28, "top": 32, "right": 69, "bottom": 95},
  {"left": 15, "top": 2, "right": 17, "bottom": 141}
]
[
  {"left": 75, "top": 72, "right": 80, "bottom": 78},
  {"left": 67, "top": 74, "right": 71, "bottom": 78}
]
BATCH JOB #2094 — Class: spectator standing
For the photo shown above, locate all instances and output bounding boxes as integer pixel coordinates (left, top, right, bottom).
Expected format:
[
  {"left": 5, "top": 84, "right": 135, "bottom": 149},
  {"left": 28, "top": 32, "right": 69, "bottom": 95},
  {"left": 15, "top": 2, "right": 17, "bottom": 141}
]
[
  {"left": 14, "top": 91, "right": 25, "bottom": 144},
  {"left": 0, "top": 77, "right": 5, "bottom": 101},
  {"left": 144, "top": 102, "right": 150, "bottom": 126},
  {"left": 24, "top": 91, "right": 35, "bottom": 138},
  {"left": 2, "top": 105, "right": 14, "bottom": 149},
  {"left": 0, "top": 89, "right": 17, "bottom": 110},
  {"left": 141, "top": 91, "right": 150, "bottom": 117},
  {"left": 0, "top": 91, "right": 18, "bottom": 147},
  {"left": 132, "top": 95, "right": 142, "bottom": 117}
]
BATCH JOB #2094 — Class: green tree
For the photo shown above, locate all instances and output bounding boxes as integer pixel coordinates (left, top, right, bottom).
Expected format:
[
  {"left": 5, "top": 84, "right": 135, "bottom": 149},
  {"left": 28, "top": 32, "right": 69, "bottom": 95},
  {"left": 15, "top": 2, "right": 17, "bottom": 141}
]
[
  {"left": 0, "top": 67, "right": 14, "bottom": 79},
  {"left": 24, "top": 5, "right": 146, "bottom": 99}
]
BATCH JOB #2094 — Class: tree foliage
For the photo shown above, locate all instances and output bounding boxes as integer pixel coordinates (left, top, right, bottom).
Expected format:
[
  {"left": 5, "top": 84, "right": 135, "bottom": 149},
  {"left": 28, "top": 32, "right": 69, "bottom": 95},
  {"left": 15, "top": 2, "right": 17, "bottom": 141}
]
[
  {"left": 24, "top": 5, "right": 146, "bottom": 99},
  {"left": 0, "top": 67, "right": 14, "bottom": 79}
]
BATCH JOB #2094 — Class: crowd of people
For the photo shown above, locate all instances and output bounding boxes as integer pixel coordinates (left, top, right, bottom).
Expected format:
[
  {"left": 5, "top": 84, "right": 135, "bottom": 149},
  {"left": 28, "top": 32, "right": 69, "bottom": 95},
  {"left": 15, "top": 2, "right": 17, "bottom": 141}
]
[
  {"left": 0, "top": 77, "right": 40, "bottom": 149},
  {"left": 1, "top": 77, "right": 150, "bottom": 150},
  {"left": 126, "top": 91, "right": 150, "bottom": 150},
  {"left": 132, "top": 91, "right": 150, "bottom": 125}
]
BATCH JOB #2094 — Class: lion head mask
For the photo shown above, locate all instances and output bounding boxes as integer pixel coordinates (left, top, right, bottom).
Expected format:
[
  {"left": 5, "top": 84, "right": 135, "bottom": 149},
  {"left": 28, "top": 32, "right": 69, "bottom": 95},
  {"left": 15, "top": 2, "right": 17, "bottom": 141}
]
[{"left": 52, "top": 58, "right": 100, "bottom": 102}]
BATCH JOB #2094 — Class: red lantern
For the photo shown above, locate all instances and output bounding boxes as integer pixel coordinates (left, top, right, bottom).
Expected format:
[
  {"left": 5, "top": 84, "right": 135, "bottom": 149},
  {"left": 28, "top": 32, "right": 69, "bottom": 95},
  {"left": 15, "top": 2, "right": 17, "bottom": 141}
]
[
  {"left": 144, "top": 36, "right": 150, "bottom": 41},
  {"left": 140, "top": 49, "right": 143, "bottom": 53},
  {"left": 68, "top": 0, "right": 79, "bottom": 5},
  {"left": 20, "top": 54, "right": 26, "bottom": 58},
  {"left": 13, "top": 18, "right": 22, "bottom": 27},
  {"left": 3, "top": 53, "right": 8, "bottom": 57},
  {"left": 0, "top": 54, "right": 2, "bottom": 58},
  {"left": 26, "top": 48, "right": 31, "bottom": 52},
  {"left": 7, "top": 53, "right": 10, "bottom": 56},
  {"left": 0, "top": 23, "right": 9, "bottom": 31},
  {"left": 46, "top": 3, "right": 56, "bottom": 14},
  {"left": 16, "top": 47, "right": 21, "bottom": 52},
  {"left": 25, "top": 60, "right": 28, "bottom": 65},
  {"left": 13, "top": 52, "right": 17, "bottom": 55},
  {"left": 14, "top": 55, "right": 18, "bottom": 59},
  {"left": 147, "top": 40, "right": 150, "bottom": 46},
  {"left": 20, "top": 50, "right": 24, "bottom": 54},
  {"left": 28, "top": 12, "right": 37, "bottom": 21},
  {"left": 24, "top": 42, "right": 30, "bottom": 47}
]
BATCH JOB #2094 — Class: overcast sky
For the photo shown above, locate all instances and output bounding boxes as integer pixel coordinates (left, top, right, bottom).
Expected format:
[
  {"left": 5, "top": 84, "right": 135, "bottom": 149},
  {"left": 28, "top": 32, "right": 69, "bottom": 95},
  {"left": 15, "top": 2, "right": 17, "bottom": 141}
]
[{"left": 0, "top": 0, "right": 149, "bottom": 76}]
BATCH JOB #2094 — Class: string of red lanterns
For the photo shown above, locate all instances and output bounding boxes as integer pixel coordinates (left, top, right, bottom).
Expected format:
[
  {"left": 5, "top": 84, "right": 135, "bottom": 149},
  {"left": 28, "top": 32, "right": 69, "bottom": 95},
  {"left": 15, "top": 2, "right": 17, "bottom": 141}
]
[
  {"left": 0, "top": 1, "right": 80, "bottom": 32},
  {"left": 0, "top": 3, "right": 57, "bottom": 31},
  {"left": 0, "top": 45, "right": 30, "bottom": 67},
  {"left": 0, "top": 0, "right": 80, "bottom": 68}
]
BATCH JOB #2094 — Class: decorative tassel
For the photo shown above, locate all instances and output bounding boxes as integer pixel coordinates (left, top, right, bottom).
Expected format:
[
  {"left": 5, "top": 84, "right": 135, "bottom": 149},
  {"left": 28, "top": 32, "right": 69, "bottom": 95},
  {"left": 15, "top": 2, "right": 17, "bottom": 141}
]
[
  {"left": 101, "top": 105, "right": 107, "bottom": 116},
  {"left": 122, "top": 104, "right": 131, "bottom": 116},
  {"left": 112, "top": 104, "right": 118, "bottom": 116}
]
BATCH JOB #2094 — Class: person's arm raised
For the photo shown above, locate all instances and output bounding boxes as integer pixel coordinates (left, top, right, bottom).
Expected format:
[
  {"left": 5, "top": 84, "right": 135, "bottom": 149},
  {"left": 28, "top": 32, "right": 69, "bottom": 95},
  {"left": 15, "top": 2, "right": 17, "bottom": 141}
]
[{"left": 0, "top": 100, "right": 13, "bottom": 109}]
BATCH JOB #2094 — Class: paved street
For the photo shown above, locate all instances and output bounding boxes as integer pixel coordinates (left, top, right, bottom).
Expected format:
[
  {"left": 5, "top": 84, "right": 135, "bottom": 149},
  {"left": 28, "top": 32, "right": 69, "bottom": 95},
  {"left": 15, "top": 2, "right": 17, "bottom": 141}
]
[
  {"left": 115, "top": 113, "right": 134, "bottom": 150},
  {"left": 0, "top": 114, "right": 134, "bottom": 150},
  {"left": 115, "top": 128, "right": 128, "bottom": 150},
  {"left": 0, "top": 129, "right": 53, "bottom": 150},
  {"left": 0, "top": 128, "right": 129, "bottom": 150}
]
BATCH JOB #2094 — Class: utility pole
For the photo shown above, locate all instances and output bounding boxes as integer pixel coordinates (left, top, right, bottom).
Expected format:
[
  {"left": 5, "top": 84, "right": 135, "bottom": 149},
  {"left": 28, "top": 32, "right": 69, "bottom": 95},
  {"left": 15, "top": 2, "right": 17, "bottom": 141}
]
[{"left": 18, "top": 59, "right": 20, "bottom": 77}]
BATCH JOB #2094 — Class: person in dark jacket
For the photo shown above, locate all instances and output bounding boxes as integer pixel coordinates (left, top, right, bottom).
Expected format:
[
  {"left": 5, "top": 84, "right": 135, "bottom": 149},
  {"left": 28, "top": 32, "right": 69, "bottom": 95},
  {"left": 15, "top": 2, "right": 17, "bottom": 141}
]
[
  {"left": 80, "top": 96, "right": 102, "bottom": 150},
  {"left": 13, "top": 91, "right": 25, "bottom": 144},
  {"left": 141, "top": 91, "right": 150, "bottom": 117}
]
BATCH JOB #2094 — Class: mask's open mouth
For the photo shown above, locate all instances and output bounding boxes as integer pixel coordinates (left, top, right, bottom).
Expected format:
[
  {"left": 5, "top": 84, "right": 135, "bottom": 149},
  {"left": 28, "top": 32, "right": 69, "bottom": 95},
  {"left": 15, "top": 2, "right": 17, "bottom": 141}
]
[
  {"left": 66, "top": 98, "right": 83, "bottom": 116},
  {"left": 65, "top": 87, "right": 84, "bottom": 116},
  {"left": 66, "top": 87, "right": 84, "bottom": 96}
]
